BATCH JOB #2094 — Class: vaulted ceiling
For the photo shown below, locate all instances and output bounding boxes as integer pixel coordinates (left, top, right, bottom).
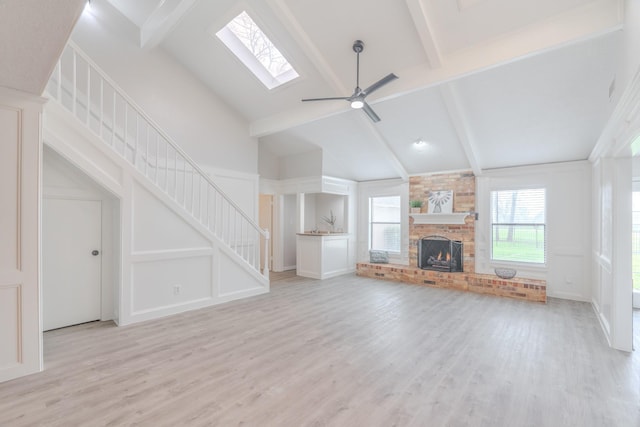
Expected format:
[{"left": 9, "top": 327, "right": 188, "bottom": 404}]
[
  {"left": 0, "top": 0, "right": 86, "bottom": 95},
  {"left": 106, "top": 0, "right": 624, "bottom": 181}
]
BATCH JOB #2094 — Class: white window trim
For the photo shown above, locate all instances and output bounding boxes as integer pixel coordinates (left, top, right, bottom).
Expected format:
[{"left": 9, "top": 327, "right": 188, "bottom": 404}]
[
  {"left": 214, "top": 11, "right": 299, "bottom": 90},
  {"left": 369, "top": 196, "right": 402, "bottom": 255},
  {"left": 357, "top": 179, "right": 409, "bottom": 265},
  {"left": 489, "top": 188, "right": 547, "bottom": 267},
  {"left": 476, "top": 176, "right": 549, "bottom": 278}
]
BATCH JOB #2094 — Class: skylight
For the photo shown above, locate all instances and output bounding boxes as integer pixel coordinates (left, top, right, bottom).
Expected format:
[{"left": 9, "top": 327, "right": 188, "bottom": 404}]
[{"left": 216, "top": 11, "right": 299, "bottom": 90}]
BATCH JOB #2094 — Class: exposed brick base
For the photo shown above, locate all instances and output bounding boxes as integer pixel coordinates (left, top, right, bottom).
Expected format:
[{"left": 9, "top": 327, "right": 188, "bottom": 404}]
[{"left": 356, "top": 263, "right": 546, "bottom": 303}]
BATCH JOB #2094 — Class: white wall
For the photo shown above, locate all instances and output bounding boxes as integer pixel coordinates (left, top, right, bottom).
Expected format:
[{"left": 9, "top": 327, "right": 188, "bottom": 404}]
[
  {"left": 302, "top": 193, "right": 346, "bottom": 232},
  {"left": 315, "top": 193, "right": 346, "bottom": 232},
  {"left": 71, "top": 1, "right": 258, "bottom": 174},
  {"left": 278, "top": 150, "right": 323, "bottom": 180},
  {"left": 0, "top": 88, "right": 44, "bottom": 383},
  {"left": 356, "top": 179, "right": 409, "bottom": 264},
  {"left": 258, "top": 147, "right": 280, "bottom": 181},
  {"left": 201, "top": 166, "right": 260, "bottom": 222},
  {"left": 476, "top": 161, "right": 592, "bottom": 301},
  {"left": 618, "top": 0, "right": 640, "bottom": 100}
]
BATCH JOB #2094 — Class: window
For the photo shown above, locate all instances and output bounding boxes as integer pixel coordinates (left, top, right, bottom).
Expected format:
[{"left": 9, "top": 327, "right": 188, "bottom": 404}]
[
  {"left": 491, "top": 188, "right": 546, "bottom": 264},
  {"left": 370, "top": 196, "right": 401, "bottom": 253},
  {"left": 215, "top": 11, "right": 299, "bottom": 90},
  {"left": 632, "top": 191, "right": 640, "bottom": 290}
]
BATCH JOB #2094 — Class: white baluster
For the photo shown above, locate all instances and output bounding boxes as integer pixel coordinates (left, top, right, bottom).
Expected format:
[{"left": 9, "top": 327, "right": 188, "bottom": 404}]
[
  {"left": 86, "top": 63, "right": 91, "bottom": 126},
  {"left": 123, "top": 103, "right": 128, "bottom": 158},
  {"left": 182, "top": 159, "right": 187, "bottom": 207},
  {"left": 99, "top": 78, "right": 104, "bottom": 138},
  {"left": 72, "top": 51, "right": 77, "bottom": 116},
  {"left": 133, "top": 113, "right": 139, "bottom": 167},
  {"left": 111, "top": 90, "right": 116, "bottom": 147},
  {"left": 164, "top": 141, "right": 169, "bottom": 192},
  {"left": 145, "top": 123, "right": 149, "bottom": 177},
  {"left": 174, "top": 150, "right": 178, "bottom": 200},
  {"left": 263, "top": 229, "right": 269, "bottom": 277},
  {"left": 57, "top": 58, "right": 62, "bottom": 102}
]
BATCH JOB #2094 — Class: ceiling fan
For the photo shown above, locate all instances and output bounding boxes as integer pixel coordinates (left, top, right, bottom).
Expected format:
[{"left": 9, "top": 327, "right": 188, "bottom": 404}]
[{"left": 302, "top": 40, "right": 398, "bottom": 123}]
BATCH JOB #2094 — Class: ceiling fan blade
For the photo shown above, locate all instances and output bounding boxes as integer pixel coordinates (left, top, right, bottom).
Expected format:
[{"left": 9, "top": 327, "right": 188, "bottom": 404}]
[
  {"left": 301, "top": 97, "right": 350, "bottom": 102},
  {"left": 361, "top": 73, "right": 398, "bottom": 97},
  {"left": 361, "top": 102, "right": 381, "bottom": 123}
]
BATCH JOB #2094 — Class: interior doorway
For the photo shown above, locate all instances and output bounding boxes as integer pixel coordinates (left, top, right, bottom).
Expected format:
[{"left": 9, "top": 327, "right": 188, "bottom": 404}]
[
  {"left": 259, "top": 194, "right": 273, "bottom": 271},
  {"left": 42, "top": 198, "right": 102, "bottom": 330},
  {"left": 632, "top": 183, "right": 640, "bottom": 310},
  {"left": 42, "top": 146, "right": 119, "bottom": 331}
]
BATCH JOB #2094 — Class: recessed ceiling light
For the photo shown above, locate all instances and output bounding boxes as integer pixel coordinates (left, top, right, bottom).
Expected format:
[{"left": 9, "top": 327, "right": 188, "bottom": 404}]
[{"left": 413, "top": 139, "right": 427, "bottom": 147}]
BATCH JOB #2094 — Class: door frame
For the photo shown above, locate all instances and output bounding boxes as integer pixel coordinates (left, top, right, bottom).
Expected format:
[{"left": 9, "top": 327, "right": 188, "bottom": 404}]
[
  {"left": 42, "top": 147, "right": 120, "bottom": 324},
  {"left": 42, "top": 197, "right": 103, "bottom": 330}
]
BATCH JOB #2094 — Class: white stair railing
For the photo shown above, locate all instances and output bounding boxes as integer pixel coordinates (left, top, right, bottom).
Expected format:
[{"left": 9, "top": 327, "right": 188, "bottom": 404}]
[{"left": 46, "top": 41, "right": 269, "bottom": 279}]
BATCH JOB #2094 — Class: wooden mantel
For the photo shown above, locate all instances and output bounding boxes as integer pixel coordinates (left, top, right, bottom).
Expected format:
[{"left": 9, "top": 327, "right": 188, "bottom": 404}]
[{"left": 410, "top": 212, "right": 469, "bottom": 225}]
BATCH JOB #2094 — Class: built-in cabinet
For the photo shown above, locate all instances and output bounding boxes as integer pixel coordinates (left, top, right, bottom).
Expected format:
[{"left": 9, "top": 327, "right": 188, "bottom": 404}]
[{"left": 296, "top": 233, "right": 351, "bottom": 279}]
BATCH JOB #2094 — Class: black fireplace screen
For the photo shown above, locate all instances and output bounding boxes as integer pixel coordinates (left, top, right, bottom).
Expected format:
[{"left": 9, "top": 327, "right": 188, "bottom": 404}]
[{"left": 418, "top": 236, "right": 463, "bottom": 272}]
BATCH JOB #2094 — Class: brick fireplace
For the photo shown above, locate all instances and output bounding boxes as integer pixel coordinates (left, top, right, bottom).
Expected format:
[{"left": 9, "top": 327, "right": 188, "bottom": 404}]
[
  {"left": 408, "top": 172, "right": 476, "bottom": 271},
  {"left": 357, "top": 171, "right": 546, "bottom": 303}
]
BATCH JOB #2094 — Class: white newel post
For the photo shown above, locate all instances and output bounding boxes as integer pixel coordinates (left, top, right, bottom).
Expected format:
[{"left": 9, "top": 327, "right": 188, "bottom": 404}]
[{"left": 263, "top": 229, "right": 270, "bottom": 278}]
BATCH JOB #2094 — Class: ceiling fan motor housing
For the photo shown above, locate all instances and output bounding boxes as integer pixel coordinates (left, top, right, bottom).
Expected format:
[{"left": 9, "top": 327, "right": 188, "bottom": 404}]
[{"left": 353, "top": 40, "right": 364, "bottom": 53}]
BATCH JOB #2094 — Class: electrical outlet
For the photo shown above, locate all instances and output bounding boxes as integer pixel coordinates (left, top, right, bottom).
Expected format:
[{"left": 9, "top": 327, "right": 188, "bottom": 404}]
[{"left": 173, "top": 284, "right": 181, "bottom": 295}]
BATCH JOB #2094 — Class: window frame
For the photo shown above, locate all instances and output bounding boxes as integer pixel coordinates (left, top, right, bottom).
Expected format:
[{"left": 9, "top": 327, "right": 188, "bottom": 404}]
[
  {"left": 214, "top": 10, "right": 299, "bottom": 90},
  {"left": 369, "top": 195, "right": 402, "bottom": 254},
  {"left": 489, "top": 187, "right": 547, "bottom": 266}
]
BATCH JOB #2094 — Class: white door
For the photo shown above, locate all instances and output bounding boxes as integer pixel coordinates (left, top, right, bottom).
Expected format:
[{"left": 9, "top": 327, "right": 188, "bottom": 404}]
[{"left": 43, "top": 198, "right": 102, "bottom": 331}]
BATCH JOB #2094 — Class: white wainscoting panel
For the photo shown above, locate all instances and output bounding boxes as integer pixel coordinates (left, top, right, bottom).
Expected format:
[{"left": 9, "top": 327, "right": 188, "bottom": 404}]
[
  {"left": 217, "top": 249, "right": 268, "bottom": 298},
  {"left": 0, "top": 285, "right": 21, "bottom": 368},
  {"left": 0, "top": 107, "right": 19, "bottom": 273},
  {"left": 0, "top": 89, "right": 44, "bottom": 383},
  {"left": 131, "top": 253, "right": 213, "bottom": 313}
]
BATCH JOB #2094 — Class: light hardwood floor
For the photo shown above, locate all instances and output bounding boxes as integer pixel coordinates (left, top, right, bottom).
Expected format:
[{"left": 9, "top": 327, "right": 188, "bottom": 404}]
[{"left": 1, "top": 273, "right": 638, "bottom": 427}]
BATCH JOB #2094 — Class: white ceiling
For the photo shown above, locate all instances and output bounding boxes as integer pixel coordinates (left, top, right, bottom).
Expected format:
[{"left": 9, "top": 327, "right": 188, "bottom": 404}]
[
  {"left": 106, "top": 0, "right": 624, "bottom": 181},
  {"left": 0, "top": 0, "right": 86, "bottom": 95}
]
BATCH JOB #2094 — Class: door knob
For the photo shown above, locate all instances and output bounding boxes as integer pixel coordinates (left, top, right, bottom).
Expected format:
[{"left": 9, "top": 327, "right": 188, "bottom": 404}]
[{"left": 92, "top": 250, "right": 100, "bottom": 256}]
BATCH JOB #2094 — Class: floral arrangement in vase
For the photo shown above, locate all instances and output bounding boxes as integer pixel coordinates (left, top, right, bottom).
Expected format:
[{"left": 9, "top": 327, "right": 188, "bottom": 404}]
[{"left": 321, "top": 210, "right": 337, "bottom": 232}]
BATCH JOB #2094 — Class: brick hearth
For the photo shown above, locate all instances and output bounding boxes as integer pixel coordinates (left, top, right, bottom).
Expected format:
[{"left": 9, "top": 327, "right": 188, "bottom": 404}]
[{"left": 356, "top": 263, "right": 546, "bottom": 302}]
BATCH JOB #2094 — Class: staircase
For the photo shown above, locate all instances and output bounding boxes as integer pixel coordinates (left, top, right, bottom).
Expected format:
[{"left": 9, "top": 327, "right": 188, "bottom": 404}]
[{"left": 45, "top": 42, "right": 269, "bottom": 285}]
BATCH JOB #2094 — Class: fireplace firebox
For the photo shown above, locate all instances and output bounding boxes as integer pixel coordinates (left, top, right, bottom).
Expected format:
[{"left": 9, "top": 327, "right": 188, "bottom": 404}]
[{"left": 418, "top": 235, "right": 463, "bottom": 272}]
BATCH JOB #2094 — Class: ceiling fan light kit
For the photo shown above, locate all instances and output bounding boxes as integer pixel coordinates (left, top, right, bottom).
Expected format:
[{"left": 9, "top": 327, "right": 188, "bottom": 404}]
[{"left": 302, "top": 40, "right": 398, "bottom": 122}]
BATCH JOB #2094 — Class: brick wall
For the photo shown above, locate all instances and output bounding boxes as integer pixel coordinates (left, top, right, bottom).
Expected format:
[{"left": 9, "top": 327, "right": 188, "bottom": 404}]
[{"left": 409, "top": 171, "right": 475, "bottom": 272}]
